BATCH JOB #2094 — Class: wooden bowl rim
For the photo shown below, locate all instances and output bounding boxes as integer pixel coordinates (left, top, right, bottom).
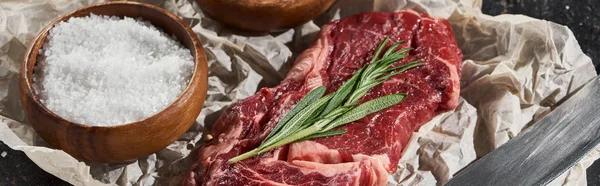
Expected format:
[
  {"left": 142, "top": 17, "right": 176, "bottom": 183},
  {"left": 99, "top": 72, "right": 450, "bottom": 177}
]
[
  {"left": 215, "top": 0, "right": 319, "bottom": 7},
  {"left": 21, "top": 1, "right": 207, "bottom": 130},
  {"left": 196, "top": 0, "right": 336, "bottom": 32}
]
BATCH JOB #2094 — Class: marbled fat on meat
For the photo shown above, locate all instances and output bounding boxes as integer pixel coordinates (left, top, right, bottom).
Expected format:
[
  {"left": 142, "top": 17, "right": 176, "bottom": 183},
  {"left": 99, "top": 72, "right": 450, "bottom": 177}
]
[{"left": 184, "top": 10, "right": 462, "bottom": 186}]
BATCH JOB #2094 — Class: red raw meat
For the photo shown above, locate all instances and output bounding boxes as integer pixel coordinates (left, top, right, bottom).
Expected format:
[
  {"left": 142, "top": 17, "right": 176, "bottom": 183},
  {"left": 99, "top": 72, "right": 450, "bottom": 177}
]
[{"left": 184, "top": 10, "right": 462, "bottom": 186}]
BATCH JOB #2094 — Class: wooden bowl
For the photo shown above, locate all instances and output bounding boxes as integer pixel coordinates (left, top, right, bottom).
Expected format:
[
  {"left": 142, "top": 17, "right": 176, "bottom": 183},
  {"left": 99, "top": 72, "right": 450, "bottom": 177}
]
[
  {"left": 197, "top": 0, "right": 337, "bottom": 32},
  {"left": 18, "top": 2, "right": 208, "bottom": 163}
]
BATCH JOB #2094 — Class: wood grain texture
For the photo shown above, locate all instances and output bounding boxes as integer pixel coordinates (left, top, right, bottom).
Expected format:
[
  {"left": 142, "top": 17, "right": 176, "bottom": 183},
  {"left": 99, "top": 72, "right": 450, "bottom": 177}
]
[
  {"left": 18, "top": 1, "right": 208, "bottom": 163},
  {"left": 447, "top": 77, "right": 600, "bottom": 185},
  {"left": 196, "top": 0, "right": 336, "bottom": 32}
]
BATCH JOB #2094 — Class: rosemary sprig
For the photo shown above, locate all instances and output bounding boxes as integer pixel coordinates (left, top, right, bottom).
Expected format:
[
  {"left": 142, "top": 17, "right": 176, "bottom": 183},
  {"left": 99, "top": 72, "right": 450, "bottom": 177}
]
[{"left": 228, "top": 37, "right": 423, "bottom": 163}]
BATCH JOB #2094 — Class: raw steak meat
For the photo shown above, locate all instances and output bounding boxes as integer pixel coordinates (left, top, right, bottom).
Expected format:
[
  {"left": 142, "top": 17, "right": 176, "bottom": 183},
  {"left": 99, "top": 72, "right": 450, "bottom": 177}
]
[{"left": 184, "top": 10, "right": 462, "bottom": 186}]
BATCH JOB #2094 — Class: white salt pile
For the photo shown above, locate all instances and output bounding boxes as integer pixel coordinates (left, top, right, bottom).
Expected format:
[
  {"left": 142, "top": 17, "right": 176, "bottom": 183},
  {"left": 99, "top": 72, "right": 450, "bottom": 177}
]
[{"left": 33, "top": 14, "right": 194, "bottom": 126}]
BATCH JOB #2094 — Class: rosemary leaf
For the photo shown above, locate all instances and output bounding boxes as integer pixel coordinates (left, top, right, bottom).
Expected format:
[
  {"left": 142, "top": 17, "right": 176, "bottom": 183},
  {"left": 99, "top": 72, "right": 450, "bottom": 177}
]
[
  {"left": 345, "top": 80, "right": 382, "bottom": 106},
  {"left": 321, "top": 68, "right": 363, "bottom": 116},
  {"left": 382, "top": 42, "right": 402, "bottom": 58},
  {"left": 259, "top": 93, "right": 333, "bottom": 149},
  {"left": 395, "top": 47, "right": 412, "bottom": 55},
  {"left": 263, "top": 86, "right": 327, "bottom": 143},
  {"left": 297, "top": 130, "right": 347, "bottom": 142},
  {"left": 324, "top": 93, "right": 407, "bottom": 131},
  {"left": 385, "top": 61, "right": 423, "bottom": 73},
  {"left": 361, "top": 38, "right": 390, "bottom": 80}
]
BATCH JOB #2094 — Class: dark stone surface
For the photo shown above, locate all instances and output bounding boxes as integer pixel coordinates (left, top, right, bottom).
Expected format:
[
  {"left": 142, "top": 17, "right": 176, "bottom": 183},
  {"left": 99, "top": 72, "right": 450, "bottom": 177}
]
[
  {"left": 0, "top": 142, "right": 69, "bottom": 186},
  {"left": 1, "top": 0, "right": 599, "bottom": 185}
]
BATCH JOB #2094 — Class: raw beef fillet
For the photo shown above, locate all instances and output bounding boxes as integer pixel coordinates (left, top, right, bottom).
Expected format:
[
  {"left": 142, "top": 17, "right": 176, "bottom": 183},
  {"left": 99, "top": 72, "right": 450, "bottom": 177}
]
[{"left": 184, "top": 10, "right": 462, "bottom": 186}]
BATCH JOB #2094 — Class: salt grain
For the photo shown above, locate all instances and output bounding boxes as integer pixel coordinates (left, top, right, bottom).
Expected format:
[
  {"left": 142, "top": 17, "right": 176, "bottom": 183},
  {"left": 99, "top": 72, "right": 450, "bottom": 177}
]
[
  {"left": 1, "top": 151, "right": 6, "bottom": 157},
  {"left": 33, "top": 14, "right": 194, "bottom": 126}
]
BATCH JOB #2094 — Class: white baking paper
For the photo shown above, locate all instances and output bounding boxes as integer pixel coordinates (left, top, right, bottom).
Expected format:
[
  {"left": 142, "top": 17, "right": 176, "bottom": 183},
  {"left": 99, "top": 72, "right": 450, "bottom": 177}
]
[{"left": 0, "top": 0, "right": 597, "bottom": 185}]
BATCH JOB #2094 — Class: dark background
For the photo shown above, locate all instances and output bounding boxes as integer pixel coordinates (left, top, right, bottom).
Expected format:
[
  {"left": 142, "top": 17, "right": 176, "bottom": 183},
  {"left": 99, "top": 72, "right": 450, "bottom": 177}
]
[{"left": 1, "top": 0, "right": 599, "bottom": 185}]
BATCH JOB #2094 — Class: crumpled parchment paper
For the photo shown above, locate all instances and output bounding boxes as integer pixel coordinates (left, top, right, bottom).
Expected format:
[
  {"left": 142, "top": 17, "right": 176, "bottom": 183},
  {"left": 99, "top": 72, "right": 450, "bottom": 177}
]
[{"left": 0, "top": 0, "right": 598, "bottom": 185}]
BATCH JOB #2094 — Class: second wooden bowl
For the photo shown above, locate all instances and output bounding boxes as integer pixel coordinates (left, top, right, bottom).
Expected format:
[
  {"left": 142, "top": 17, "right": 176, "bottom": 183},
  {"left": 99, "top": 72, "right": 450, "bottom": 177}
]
[
  {"left": 197, "top": 0, "right": 337, "bottom": 32},
  {"left": 18, "top": 2, "right": 208, "bottom": 163}
]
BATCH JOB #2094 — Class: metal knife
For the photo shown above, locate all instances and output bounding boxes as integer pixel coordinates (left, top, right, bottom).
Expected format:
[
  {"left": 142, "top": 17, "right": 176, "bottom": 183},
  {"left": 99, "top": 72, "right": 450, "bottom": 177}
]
[{"left": 446, "top": 76, "right": 600, "bottom": 186}]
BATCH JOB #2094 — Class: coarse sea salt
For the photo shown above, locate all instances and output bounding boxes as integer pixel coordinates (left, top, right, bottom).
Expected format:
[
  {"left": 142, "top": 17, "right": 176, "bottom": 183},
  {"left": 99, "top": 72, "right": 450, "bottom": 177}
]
[{"left": 33, "top": 14, "right": 194, "bottom": 126}]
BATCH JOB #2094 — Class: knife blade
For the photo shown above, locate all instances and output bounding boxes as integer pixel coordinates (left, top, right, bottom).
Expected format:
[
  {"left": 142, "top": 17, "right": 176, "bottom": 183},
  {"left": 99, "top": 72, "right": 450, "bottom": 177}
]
[{"left": 446, "top": 76, "right": 600, "bottom": 186}]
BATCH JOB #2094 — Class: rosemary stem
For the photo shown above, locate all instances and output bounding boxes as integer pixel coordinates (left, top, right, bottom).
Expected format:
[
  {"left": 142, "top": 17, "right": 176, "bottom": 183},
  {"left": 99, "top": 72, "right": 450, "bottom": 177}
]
[
  {"left": 228, "top": 148, "right": 260, "bottom": 163},
  {"left": 257, "top": 125, "right": 321, "bottom": 154},
  {"left": 227, "top": 37, "right": 419, "bottom": 163}
]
